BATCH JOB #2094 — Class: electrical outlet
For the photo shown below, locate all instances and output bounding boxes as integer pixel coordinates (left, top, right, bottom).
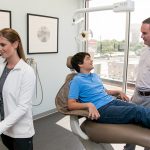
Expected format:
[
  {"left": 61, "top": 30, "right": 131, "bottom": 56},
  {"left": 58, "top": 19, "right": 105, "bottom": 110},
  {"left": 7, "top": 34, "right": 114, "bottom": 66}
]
[{"left": 113, "top": 1, "right": 134, "bottom": 12}]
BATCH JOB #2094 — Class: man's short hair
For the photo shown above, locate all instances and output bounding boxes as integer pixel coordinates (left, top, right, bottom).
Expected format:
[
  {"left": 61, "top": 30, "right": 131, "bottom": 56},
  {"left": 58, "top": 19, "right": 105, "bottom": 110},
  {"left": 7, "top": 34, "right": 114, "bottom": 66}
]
[{"left": 142, "top": 17, "right": 150, "bottom": 24}]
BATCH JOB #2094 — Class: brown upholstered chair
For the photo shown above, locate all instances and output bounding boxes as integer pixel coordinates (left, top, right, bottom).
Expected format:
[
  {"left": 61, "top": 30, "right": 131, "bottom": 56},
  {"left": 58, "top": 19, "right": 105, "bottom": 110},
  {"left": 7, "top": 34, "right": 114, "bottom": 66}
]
[{"left": 55, "top": 56, "right": 150, "bottom": 150}]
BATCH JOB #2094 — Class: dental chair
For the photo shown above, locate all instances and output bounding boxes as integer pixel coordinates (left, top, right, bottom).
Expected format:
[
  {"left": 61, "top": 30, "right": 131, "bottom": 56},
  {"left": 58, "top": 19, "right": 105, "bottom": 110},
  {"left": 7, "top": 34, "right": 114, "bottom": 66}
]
[{"left": 55, "top": 56, "right": 150, "bottom": 150}]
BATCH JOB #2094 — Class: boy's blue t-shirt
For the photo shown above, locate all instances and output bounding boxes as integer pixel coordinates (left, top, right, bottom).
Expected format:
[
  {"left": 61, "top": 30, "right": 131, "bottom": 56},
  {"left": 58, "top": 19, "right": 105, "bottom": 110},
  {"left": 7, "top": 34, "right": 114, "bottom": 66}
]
[{"left": 68, "top": 73, "right": 114, "bottom": 109}]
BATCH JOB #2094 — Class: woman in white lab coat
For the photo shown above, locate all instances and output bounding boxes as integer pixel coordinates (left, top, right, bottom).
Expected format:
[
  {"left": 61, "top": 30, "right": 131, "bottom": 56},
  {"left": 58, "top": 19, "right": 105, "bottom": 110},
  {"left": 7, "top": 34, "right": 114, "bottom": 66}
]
[{"left": 0, "top": 28, "right": 36, "bottom": 150}]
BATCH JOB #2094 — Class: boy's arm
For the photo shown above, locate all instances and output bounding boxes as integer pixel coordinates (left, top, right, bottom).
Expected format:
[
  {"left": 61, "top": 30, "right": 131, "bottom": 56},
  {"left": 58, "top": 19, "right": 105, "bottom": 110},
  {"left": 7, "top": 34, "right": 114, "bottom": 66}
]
[
  {"left": 68, "top": 99, "right": 100, "bottom": 120},
  {"left": 106, "top": 90, "right": 129, "bottom": 101}
]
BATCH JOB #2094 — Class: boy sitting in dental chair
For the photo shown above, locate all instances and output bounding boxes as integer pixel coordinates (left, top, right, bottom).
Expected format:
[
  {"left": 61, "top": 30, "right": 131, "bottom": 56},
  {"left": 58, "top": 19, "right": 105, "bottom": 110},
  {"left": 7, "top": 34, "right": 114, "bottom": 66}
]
[{"left": 68, "top": 52, "right": 150, "bottom": 128}]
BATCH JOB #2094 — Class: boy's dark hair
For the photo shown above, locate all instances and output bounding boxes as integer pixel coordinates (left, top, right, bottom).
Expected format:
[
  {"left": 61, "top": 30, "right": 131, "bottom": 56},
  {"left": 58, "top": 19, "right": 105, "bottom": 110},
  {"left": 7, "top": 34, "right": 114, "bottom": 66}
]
[
  {"left": 71, "top": 52, "right": 90, "bottom": 73},
  {"left": 142, "top": 17, "right": 150, "bottom": 24}
]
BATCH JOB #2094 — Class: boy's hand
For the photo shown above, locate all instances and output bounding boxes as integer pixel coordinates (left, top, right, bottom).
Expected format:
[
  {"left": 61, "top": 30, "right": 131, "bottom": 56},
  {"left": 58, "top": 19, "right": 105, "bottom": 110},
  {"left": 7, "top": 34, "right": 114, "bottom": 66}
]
[
  {"left": 87, "top": 103, "right": 100, "bottom": 120},
  {"left": 118, "top": 92, "right": 129, "bottom": 102}
]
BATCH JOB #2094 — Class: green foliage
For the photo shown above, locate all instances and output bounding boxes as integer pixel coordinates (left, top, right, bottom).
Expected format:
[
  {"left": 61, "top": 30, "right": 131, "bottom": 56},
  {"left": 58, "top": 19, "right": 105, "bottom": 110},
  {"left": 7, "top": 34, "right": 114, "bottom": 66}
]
[
  {"left": 96, "top": 39, "right": 125, "bottom": 55},
  {"left": 96, "top": 39, "right": 143, "bottom": 56},
  {"left": 130, "top": 42, "right": 144, "bottom": 51}
]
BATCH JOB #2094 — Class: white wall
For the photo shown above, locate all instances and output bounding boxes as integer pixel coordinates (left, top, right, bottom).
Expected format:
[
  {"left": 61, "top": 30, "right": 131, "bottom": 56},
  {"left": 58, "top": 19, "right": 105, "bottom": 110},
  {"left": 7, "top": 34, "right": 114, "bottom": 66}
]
[{"left": 0, "top": 0, "right": 84, "bottom": 116}]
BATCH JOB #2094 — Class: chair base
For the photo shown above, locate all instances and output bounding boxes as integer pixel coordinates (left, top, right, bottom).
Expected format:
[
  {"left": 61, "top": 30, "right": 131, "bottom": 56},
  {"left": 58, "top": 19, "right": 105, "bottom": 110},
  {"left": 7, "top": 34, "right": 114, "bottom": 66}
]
[
  {"left": 79, "top": 137, "right": 114, "bottom": 150},
  {"left": 70, "top": 116, "right": 114, "bottom": 150}
]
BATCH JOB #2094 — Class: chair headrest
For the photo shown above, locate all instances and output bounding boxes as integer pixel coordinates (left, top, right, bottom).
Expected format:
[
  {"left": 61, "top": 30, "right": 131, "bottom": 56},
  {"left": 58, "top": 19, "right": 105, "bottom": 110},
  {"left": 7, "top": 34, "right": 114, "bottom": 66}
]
[{"left": 66, "top": 56, "right": 74, "bottom": 70}]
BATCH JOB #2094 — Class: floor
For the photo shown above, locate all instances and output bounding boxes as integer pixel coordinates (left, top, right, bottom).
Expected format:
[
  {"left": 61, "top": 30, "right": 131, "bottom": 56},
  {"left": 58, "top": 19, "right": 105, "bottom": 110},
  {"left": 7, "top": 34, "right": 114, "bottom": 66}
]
[{"left": 0, "top": 112, "right": 145, "bottom": 150}]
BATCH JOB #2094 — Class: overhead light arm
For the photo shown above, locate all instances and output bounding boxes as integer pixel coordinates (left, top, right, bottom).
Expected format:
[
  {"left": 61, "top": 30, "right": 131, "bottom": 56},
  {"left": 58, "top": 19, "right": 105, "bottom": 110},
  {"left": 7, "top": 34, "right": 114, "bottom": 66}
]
[
  {"left": 73, "top": 0, "right": 134, "bottom": 25},
  {"left": 74, "top": 5, "right": 114, "bottom": 16}
]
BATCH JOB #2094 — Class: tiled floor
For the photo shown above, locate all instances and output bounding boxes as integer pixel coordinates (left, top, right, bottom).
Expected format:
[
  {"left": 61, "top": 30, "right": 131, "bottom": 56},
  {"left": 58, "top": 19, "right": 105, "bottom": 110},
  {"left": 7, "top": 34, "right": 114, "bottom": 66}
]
[
  {"left": 0, "top": 113, "right": 84, "bottom": 150},
  {"left": 0, "top": 141, "right": 6, "bottom": 150}
]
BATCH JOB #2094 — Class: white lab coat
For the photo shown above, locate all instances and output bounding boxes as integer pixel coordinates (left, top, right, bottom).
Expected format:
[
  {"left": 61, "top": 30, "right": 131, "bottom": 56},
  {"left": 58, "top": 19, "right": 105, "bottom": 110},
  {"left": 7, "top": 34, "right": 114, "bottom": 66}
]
[{"left": 0, "top": 59, "right": 36, "bottom": 138}]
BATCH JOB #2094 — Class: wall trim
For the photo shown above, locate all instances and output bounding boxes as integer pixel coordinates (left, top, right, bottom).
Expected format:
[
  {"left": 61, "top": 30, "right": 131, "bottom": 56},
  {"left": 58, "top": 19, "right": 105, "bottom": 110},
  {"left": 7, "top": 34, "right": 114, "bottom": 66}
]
[{"left": 33, "top": 108, "right": 57, "bottom": 120}]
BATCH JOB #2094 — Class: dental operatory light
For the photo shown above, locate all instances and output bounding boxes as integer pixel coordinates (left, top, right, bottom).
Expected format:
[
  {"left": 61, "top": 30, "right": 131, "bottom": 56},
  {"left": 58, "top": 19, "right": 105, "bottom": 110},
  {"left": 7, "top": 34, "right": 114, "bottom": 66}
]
[
  {"left": 79, "top": 30, "right": 93, "bottom": 41},
  {"left": 72, "top": 0, "right": 134, "bottom": 25},
  {"left": 75, "top": 29, "right": 93, "bottom": 44}
]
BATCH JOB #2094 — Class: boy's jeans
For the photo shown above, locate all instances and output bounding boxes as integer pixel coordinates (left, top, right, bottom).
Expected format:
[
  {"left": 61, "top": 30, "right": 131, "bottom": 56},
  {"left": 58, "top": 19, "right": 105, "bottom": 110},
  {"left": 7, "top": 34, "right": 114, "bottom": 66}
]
[{"left": 97, "top": 99, "right": 150, "bottom": 128}]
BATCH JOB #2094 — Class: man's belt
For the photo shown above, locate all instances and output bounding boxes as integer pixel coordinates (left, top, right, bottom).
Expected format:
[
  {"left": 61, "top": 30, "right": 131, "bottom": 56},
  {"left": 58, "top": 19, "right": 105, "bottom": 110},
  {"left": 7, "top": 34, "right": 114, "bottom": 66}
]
[{"left": 138, "top": 90, "right": 150, "bottom": 96}]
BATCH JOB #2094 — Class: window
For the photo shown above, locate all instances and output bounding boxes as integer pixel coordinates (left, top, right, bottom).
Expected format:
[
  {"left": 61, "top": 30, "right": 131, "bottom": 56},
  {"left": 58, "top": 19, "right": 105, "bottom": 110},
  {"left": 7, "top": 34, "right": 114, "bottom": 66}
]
[{"left": 87, "top": 0, "right": 150, "bottom": 97}]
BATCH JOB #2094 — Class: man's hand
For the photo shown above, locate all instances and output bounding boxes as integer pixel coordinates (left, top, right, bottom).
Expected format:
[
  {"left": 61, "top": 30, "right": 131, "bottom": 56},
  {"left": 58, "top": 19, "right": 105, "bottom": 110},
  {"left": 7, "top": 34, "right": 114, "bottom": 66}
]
[{"left": 87, "top": 103, "right": 100, "bottom": 120}]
